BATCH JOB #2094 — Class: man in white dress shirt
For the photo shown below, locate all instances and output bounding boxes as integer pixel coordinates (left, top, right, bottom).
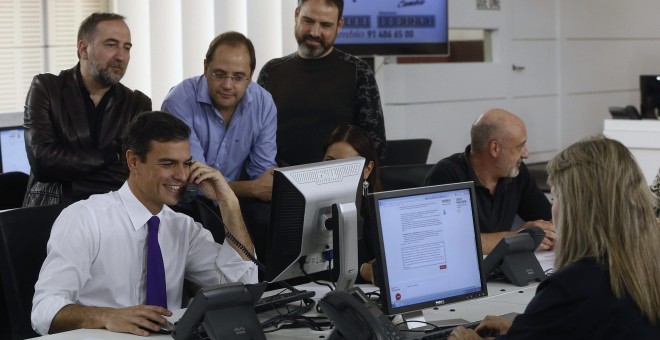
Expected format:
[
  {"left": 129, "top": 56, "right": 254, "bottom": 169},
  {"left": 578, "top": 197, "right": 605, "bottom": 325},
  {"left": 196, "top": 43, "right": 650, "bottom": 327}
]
[{"left": 31, "top": 111, "right": 258, "bottom": 336}]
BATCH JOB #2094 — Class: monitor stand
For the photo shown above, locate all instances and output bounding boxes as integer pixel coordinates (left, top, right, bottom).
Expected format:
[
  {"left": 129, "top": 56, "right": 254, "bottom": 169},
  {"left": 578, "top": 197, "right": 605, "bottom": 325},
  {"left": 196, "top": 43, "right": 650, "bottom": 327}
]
[
  {"left": 400, "top": 310, "right": 469, "bottom": 331},
  {"left": 331, "top": 202, "right": 358, "bottom": 292}
]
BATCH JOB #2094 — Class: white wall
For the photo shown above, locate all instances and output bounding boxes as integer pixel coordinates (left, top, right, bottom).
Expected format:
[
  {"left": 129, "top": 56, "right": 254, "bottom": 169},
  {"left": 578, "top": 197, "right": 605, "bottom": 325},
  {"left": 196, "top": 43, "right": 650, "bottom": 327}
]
[
  {"left": 378, "top": 0, "right": 560, "bottom": 164},
  {"left": 378, "top": 0, "right": 660, "bottom": 165},
  {"left": 559, "top": 0, "right": 660, "bottom": 150}
]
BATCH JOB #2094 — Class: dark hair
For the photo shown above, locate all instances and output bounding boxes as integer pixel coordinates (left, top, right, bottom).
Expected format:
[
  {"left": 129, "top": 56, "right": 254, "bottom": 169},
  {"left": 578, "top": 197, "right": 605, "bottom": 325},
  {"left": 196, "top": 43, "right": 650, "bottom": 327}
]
[
  {"left": 77, "top": 12, "right": 126, "bottom": 59},
  {"left": 122, "top": 111, "right": 191, "bottom": 162},
  {"left": 323, "top": 124, "right": 382, "bottom": 192},
  {"left": 205, "top": 31, "right": 256, "bottom": 72},
  {"left": 298, "top": 0, "right": 344, "bottom": 21}
]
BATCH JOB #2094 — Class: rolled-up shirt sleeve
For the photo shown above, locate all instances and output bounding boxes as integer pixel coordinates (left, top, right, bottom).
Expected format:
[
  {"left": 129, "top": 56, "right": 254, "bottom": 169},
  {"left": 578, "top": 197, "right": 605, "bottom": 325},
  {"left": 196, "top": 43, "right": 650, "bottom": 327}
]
[
  {"left": 215, "top": 242, "right": 258, "bottom": 284},
  {"left": 183, "top": 223, "right": 258, "bottom": 286}
]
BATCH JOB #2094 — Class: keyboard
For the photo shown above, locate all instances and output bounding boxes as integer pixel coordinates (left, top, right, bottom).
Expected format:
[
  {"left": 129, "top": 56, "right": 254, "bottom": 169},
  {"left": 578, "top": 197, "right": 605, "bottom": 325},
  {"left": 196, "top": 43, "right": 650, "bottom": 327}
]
[
  {"left": 408, "top": 320, "right": 481, "bottom": 340},
  {"left": 254, "top": 289, "right": 316, "bottom": 313}
]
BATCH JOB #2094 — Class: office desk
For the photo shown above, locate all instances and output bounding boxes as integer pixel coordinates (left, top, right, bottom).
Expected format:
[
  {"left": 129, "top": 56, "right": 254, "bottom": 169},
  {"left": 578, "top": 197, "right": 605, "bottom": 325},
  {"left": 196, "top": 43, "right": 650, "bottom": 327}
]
[{"left": 32, "top": 280, "right": 539, "bottom": 340}]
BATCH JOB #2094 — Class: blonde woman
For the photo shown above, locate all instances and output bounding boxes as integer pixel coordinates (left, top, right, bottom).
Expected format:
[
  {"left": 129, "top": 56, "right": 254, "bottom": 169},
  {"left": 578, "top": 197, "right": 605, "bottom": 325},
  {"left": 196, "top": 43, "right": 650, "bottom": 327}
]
[{"left": 450, "top": 135, "right": 660, "bottom": 339}]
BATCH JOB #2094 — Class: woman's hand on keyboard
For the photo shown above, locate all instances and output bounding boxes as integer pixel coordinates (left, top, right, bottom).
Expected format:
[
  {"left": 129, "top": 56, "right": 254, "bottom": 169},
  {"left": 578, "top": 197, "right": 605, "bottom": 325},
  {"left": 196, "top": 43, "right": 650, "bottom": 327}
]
[
  {"left": 475, "top": 315, "right": 512, "bottom": 338},
  {"left": 450, "top": 315, "right": 512, "bottom": 339},
  {"left": 448, "top": 326, "right": 482, "bottom": 340}
]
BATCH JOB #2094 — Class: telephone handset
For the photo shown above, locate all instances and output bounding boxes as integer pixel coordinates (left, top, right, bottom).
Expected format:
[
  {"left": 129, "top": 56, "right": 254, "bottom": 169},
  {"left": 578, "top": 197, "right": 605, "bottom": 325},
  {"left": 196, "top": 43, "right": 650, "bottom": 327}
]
[{"left": 319, "top": 287, "right": 405, "bottom": 340}]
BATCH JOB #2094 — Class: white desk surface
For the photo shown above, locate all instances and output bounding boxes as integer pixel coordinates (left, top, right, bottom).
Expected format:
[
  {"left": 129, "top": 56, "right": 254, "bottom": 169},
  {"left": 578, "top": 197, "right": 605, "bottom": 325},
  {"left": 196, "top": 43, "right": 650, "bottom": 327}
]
[
  {"left": 32, "top": 251, "right": 553, "bottom": 339},
  {"left": 31, "top": 281, "right": 539, "bottom": 340}
]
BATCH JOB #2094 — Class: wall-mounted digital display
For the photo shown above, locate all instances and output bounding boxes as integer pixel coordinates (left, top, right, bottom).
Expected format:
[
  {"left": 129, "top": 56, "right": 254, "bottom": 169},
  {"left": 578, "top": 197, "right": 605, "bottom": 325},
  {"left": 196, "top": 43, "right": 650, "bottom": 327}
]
[{"left": 335, "top": 0, "right": 449, "bottom": 56}]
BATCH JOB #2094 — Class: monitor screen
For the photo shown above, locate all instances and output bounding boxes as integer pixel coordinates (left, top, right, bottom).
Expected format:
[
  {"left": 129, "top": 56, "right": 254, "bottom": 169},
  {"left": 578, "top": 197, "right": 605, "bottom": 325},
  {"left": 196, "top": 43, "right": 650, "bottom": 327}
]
[
  {"left": 335, "top": 0, "right": 449, "bottom": 56},
  {"left": 370, "top": 182, "right": 487, "bottom": 318},
  {"left": 0, "top": 127, "right": 30, "bottom": 174},
  {"left": 264, "top": 157, "right": 364, "bottom": 291}
]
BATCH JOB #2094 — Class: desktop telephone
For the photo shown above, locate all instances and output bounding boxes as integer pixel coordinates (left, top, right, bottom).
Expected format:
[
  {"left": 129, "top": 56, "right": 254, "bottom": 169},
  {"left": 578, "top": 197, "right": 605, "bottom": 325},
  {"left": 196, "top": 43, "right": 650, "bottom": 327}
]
[
  {"left": 482, "top": 226, "right": 546, "bottom": 286},
  {"left": 609, "top": 105, "right": 642, "bottom": 119},
  {"left": 319, "top": 286, "right": 405, "bottom": 340}
]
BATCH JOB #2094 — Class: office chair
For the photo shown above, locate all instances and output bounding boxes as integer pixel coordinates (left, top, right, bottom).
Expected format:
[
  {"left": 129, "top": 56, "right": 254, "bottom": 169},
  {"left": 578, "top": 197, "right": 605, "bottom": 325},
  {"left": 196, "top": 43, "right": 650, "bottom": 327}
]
[
  {"left": 169, "top": 197, "right": 226, "bottom": 244},
  {"left": 0, "top": 204, "right": 66, "bottom": 339},
  {"left": 379, "top": 164, "right": 435, "bottom": 191},
  {"left": 525, "top": 162, "right": 550, "bottom": 193},
  {"left": 0, "top": 172, "right": 29, "bottom": 210},
  {"left": 381, "top": 139, "right": 432, "bottom": 166}
]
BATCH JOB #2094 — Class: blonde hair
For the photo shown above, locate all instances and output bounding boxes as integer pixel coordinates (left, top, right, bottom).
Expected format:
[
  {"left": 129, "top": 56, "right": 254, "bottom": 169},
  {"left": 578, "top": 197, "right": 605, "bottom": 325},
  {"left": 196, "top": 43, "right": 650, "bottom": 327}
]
[{"left": 546, "top": 135, "right": 660, "bottom": 324}]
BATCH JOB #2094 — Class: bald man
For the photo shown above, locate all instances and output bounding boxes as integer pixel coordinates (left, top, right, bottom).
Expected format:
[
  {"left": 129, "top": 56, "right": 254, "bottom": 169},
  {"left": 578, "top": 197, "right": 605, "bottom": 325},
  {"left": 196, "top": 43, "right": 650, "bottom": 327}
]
[{"left": 425, "top": 108, "right": 554, "bottom": 254}]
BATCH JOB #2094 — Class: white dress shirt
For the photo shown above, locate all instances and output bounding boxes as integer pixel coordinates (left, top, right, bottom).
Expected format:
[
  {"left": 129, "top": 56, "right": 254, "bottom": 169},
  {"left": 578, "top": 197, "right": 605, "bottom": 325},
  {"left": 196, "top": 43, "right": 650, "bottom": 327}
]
[{"left": 31, "top": 182, "right": 257, "bottom": 335}]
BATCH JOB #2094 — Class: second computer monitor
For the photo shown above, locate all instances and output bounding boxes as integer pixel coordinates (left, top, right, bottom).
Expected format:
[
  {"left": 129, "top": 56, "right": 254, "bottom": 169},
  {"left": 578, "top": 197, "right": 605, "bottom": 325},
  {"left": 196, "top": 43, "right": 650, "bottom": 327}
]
[
  {"left": 0, "top": 126, "right": 30, "bottom": 174},
  {"left": 265, "top": 157, "right": 364, "bottom": 291},
  {"left": 371, "top": 182, "right": 487, "bottom": 320},
  {"left": 640, "top": 75, "right": 660, "bottom": 119}
]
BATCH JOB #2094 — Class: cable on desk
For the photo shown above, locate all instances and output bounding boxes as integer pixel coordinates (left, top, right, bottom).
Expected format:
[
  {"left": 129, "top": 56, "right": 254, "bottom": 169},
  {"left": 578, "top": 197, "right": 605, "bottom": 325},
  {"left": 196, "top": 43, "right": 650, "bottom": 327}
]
[{"left": 261, "top": 301, "right": 329, "bottom": 333}]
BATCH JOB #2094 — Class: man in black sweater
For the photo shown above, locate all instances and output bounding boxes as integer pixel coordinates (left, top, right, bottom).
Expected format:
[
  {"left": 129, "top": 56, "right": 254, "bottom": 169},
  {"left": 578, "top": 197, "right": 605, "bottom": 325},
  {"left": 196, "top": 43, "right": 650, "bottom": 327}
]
[{"left": 258, "top": 0, "right": 386, "bottom": 166}]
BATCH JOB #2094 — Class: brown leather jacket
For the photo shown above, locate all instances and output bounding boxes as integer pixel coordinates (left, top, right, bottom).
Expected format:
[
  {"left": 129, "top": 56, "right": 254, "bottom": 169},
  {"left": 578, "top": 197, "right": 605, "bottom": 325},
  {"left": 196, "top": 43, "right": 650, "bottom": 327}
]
[{"left": 23, "top": 64, "right": 152, "bottom": 207}]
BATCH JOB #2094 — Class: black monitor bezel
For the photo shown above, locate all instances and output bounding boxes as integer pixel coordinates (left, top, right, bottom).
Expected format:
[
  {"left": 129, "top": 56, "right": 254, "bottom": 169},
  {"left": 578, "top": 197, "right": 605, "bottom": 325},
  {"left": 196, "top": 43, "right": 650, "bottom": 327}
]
[
  {"left": 640, "top": 75, "right": 660, "bottom": 119},
  {"left": 370, "top": 181, "right": 487, "bottom": 316}
]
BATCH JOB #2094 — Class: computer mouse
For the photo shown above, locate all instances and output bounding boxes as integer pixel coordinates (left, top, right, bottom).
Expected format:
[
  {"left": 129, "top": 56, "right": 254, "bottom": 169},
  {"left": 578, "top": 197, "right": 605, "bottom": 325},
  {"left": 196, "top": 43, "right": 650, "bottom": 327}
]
[
  {"left": 161, "top": 320, "right": 176, "bottom": 332},
  {"left": 143, "top": 320, "right": 176, "bottom": 335}
]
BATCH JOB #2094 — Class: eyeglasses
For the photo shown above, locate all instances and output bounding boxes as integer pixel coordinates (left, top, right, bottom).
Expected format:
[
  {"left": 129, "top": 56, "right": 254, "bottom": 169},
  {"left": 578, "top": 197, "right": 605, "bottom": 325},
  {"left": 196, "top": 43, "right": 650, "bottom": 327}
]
[{"left": 209, "top": 71, "right": 248, "bottom": 84}]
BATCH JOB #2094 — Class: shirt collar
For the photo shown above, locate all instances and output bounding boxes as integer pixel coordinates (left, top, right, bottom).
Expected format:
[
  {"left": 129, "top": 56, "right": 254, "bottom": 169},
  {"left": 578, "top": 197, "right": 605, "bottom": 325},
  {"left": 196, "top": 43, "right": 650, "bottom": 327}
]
[
  {"left": 117, "top": 182, "right": 167, "bottom": 231},
  {"left": 463, "top": 145, "right": 484, "bottom": 188},
  {"left": 463, "top": 145, "right": 512, "bottom": 189}
]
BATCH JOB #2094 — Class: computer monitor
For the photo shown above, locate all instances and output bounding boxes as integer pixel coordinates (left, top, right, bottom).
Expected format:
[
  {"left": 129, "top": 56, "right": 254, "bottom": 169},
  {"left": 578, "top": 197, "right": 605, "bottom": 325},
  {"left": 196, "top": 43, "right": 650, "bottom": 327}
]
[
  {"left": 640, "top": 75, "right": 660, "bottom": 119},
  {"left": 370, "top": 182, "right": 487, "bottom": 324},
  {"left": 0, "top": 126, "right": 30, "bottom": 174},
  {"left": 264, "top": 157, "right": 364, "bottom": 292}
]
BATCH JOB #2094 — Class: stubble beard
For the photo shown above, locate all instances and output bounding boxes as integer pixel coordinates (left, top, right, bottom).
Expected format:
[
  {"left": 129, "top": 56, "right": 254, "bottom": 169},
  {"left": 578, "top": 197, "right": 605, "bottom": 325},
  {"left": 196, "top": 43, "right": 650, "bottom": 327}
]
[{"left": 88, "top": 58, "right": 124, "bottom": 87}]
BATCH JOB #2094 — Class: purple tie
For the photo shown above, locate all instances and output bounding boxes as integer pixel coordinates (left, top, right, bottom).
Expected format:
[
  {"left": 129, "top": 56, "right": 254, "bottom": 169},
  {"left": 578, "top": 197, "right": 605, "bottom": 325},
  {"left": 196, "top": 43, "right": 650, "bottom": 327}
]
[{"left": 146, "top": 216, "right": 167, "bottom": 308}]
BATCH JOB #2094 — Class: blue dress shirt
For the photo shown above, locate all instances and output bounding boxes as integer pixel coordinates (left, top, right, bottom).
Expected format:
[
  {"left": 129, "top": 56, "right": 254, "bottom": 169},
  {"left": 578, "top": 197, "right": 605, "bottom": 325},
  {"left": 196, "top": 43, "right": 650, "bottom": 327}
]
[{"left": 162, "top": 76, "right": 277, "bottom": 181}]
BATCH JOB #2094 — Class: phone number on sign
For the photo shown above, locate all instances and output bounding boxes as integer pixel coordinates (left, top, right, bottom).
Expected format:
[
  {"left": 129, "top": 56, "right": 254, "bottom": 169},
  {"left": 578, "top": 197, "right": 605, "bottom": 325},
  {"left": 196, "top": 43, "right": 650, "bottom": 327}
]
[{"left": 367, "top": 30, "right": 415, "bottom": 39}]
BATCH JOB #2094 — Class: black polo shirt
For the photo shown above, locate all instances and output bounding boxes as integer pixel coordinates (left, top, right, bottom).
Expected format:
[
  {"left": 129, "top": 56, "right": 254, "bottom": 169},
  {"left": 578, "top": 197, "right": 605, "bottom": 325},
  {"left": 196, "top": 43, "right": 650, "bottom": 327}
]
[{"left": 425, "top": 145, "right": 551, "bottom": 233}]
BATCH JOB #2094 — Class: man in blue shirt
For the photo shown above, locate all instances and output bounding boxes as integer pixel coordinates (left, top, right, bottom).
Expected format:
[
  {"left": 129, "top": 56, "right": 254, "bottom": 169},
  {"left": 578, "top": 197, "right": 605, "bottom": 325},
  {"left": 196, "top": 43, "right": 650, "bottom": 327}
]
[{"left": 162, "top": 31, "right": 277, "bottom": 202}]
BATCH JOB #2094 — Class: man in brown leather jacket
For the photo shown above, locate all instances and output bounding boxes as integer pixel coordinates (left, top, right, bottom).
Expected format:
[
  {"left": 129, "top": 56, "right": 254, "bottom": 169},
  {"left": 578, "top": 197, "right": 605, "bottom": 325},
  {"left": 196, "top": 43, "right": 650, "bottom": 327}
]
[{"left": 23, "top": 12, "right": 151, "bottom": 207}]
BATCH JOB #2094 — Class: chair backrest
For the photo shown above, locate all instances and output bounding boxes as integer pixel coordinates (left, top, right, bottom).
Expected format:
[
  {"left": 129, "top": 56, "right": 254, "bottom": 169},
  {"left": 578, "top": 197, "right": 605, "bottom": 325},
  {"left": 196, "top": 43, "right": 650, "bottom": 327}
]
[
  {"left": 0, "top": 172, "right": 29, "bottom": 210},
  {"left": 169, "top": 197, "right": 226, "bottom": 244},
  {"left": 379, "top": 164, "right": 435, "bottom": 192},
  {"left": 0, "top": 204, "right": 66, "bottom": 339},
  {"left": 381, "top": 139, "right": 432, "bottom": 166}
]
